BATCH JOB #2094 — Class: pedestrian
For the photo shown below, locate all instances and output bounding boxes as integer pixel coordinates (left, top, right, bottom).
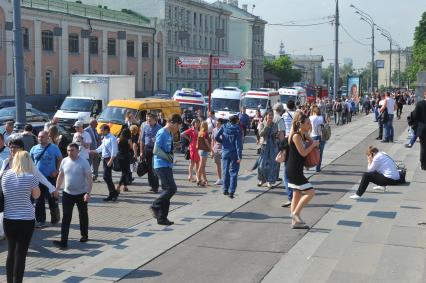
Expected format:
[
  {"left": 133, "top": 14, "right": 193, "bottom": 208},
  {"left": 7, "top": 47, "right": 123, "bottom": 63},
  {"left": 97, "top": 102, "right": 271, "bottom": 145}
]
[
  {"left": 93, "top": 124, "right": 119, "bottom": 201},
  {"left": 2, "top": 121, "right": 15, "bottom": 146},
  {"left": 215, "top": 115, "right": 243, "bottom": 199},
  {"left": 375, "top": 93, "right": 385, "bottom": 140},
  {"left": 157, "top": 112, "right": 167, "bottom": 127},
  {"left": 150, "top": 114, "right": 183, "bottom": 226},
  {"left": 273, "top": 103, "right": 286, "bottom": 181},
  {"left": 211, "top": 119, "right": 224, "bottom": 186},
  {"left": 140, "top": 113, "right": 162, "bottom": 193},
  {"left": 181, "top": 119, "right": 201, "bottom": 182},
  {"left": 1, "top": 151, "right": 40, "bottom": 283},
  {"left": 30, "top": 131, "right": 62, "bottom": 228},
  {"left": 129, "top": 125, "right": 140, "bottom": 182},
  {"left": 239, "top": 106, "right": 250, "bottom": 137},
  {"left": 73, "top": 121, "right": 91, "bottom": 162},
  {"left": 309, "top": 106, "right": 326, "bottom": 172},
  {"left": 333, "top": 99, "right": 343, "bottom": 126},
  {"left": 85, "top": 118, "right": 101, "bottom": 182},
  {"left": 350, "top": 146, "right": 402, "bottom": 199},
  {"left": 11, "top": 124, "right": 38, "bottom": 152},
  {"left": 251, "top": 109, "right": 263, "bottom": 145},
  {"left": 124, "top": 111, "right": 139, "bottom": 129},
  {"left": 396, "top": 91, "right": 404, "bottom": 119},
  {"left": 196, "top": 121, "right": 213, "bottom": 187},
  {"left": 53, "top": 143, "right": 92, "bottom": 250},
  {"left": 206, "top": 110, "right": 216, "bottom": 136},
  {"left": 411, "top": 89, "right": 426, "bottom": 170},
  {"left": 44, "top": 116, "right": 59, "bottom": 131},
  {"left": 116, "top": 129, "right": 132, "bottom": 193},
  {"left": 281, "top": 100, "right": 297, "bottom": 208},
  {"left": 257, "top": 111, "right": 279, "bottom": 188},
  {"left": 287, "top": 112, "right": 319, "bottom": 229},
  {"left": 380, "top": 92, "right": 396, "bottom": 143},
  {"left": 0, "top": 133, "right": 10, "bottom": 165},
  {"left": 48, "top": 125, "right": 68, "bottom": 157}
]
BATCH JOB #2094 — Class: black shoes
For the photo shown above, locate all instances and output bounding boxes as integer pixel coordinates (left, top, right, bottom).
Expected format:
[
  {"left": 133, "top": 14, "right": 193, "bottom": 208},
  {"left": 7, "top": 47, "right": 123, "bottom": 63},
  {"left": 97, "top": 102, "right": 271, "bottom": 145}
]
[
  {"left": 103, "top": 196, "right": 113, "bottom": 202},
  {"left": 229, "top": 193, "right": 234, "bottom": 199},
  {"left": 376, "top": 137, "right": 382, "bottom": 140},
  {"left": 149, "top": 188, "right": 159, "bottom": 194},
  {"left": 157, "top": 219, "right": 174, "bottom": 226},
  {"left": 223, "top": 191, "right": 229, "bottom": 195},
  {"left": 53, "top": 240, "right": 68, "bottom": 250},
  {"left": 80, "top": 237, "right": 88, "bottom": 243}
]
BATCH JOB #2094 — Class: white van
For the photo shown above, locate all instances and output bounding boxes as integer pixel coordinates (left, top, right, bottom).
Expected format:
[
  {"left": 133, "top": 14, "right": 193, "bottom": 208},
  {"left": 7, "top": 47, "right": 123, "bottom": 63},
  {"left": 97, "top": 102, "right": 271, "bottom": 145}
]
[
  {"left": 279, "top": 87, "right": 307, "bottom": 109},
  {"left": 244, "top": 88, "right": 280, "bottom": 117},
  {"left": 210, "top": 87, "right": 243, "bottom": 120},
  {"left": 173, "top": 88, "right": 207, "bottom": 117}
]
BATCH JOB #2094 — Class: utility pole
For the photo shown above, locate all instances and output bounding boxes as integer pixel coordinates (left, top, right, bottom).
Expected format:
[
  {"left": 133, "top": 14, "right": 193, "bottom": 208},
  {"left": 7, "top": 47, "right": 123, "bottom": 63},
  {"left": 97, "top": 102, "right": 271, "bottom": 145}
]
[
  {"left": 333, "top": 0, "right": 339, "bottom": 100},
  {"left": 371, "top": 24, "right": 374, "bottom": 92},
  {"left": 398, "top": 47, "right": 401, "bottom": 88},
  {"left": 12, "top": 0, "right": 26, "bottom": 129},
  {"left": 389, "top": 39, "right": 392, "bottom": 89}
]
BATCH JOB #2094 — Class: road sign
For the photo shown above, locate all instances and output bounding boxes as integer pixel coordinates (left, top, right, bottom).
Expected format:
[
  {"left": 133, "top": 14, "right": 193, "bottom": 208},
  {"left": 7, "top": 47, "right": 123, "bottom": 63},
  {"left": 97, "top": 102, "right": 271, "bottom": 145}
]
[
  {"left": 375, "top": 60, "right": 385, "bottom": 68},
  {"left": 176, "top": 56, "right": 245, "bottom": 69}
]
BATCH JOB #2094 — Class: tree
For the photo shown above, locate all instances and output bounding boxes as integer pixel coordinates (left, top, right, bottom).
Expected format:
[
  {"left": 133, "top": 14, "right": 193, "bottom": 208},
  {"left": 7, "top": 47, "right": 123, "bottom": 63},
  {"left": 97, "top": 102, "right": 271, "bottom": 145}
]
[
  {"left": 264, "top": 55, "right": 302, "bottom": 86},
  {"left": 408, "top": 11, "right": 426, "bottom": 82},
  {"left": 392, "top": 70, "right": 410, "bottom": 87},
  {"left": 340, "top": 63, "right": 354, "bottom": 82}
]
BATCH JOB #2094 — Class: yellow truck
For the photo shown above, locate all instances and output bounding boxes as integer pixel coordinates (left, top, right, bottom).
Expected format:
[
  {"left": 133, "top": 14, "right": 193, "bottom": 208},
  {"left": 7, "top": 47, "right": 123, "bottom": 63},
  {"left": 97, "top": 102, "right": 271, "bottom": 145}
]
[{"left": 97, "top": 98, "right": 181, "bottom": 136}]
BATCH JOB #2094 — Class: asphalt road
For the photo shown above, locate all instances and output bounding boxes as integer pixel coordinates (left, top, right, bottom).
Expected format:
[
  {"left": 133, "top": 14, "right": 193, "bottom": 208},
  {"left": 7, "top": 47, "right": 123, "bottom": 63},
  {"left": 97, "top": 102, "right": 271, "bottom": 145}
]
[{"left": 120, "top": 117, "right": 410, "bottom": 283}]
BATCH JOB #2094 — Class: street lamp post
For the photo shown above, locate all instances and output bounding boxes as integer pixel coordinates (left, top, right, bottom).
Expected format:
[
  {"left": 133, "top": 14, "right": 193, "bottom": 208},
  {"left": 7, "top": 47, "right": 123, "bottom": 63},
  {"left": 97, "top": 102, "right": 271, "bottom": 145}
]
[
  {"left": 377, "top": 26, "right": 393, "bottom": 89},
  {"left": 350, "top": 4, "right": 375, "bottom": 93}
]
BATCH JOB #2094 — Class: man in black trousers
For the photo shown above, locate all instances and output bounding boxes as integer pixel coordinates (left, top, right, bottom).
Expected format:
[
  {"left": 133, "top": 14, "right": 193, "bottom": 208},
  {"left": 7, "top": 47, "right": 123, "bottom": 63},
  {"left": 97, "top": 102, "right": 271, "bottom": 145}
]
[{"left": 412, "top": 90, "right": 426, "bottom": 170}]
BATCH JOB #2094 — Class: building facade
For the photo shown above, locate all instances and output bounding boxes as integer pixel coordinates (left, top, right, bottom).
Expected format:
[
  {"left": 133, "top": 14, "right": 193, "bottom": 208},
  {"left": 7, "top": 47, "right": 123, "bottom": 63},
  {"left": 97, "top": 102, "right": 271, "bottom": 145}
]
[
  {"left": 0, "top": 0, "right": 162, "bottom": 97},
  {"left": 213, "top": 0, "right": 266, "bottom": 91},
  {"left": 377, "top": 47, "right": 413, "bottom": 88},
  {"left": 81, "top": 0, "right": 238, "bottom": 95},
  {"left": 289, "top": 55, "right": 323, "bottom": 86}
]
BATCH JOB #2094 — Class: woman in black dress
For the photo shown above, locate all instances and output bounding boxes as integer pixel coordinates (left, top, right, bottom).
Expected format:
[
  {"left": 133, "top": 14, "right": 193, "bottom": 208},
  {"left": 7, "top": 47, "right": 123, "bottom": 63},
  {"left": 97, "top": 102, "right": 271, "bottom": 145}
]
[
  {"left": 287, "top": 112, "right": 319, "bottom": 229},
  {"left": 117, "top": 128, "right": 132, "bottom": 193}
]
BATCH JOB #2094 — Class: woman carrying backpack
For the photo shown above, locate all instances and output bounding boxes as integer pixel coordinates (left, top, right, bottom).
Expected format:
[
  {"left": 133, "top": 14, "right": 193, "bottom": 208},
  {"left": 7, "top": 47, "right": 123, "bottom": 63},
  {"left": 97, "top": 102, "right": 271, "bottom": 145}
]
[{"left": 309, "top": 106, "right": 327, "bottom": 172}]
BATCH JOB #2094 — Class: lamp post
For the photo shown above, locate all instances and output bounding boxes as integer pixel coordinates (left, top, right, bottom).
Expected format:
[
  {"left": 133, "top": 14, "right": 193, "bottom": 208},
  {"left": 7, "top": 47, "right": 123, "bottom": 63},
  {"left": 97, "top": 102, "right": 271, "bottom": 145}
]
[
  {"left": 350, "top": 4, "right": 375, "bottom": 93},
  {"left": 377, "top": 26, "right": 392, "bottom": 89}
]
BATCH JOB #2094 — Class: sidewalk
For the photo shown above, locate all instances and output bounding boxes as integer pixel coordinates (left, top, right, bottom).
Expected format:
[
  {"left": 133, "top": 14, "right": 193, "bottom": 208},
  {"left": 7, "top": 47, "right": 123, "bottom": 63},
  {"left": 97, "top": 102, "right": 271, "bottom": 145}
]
[
  {"left": 23, "top": 112, "right": 386, "bottom": 282},
  {"left": 262, "top": 122, "right": 425, "bottom": 283}
]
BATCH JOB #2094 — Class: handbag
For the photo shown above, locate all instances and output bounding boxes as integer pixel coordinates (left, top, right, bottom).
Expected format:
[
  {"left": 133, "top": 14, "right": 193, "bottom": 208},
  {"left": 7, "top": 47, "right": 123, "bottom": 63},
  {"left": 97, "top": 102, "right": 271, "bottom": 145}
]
[
  {"left": 112, "top": 158, "right": 121, "bottom": 172},
  {"left": 383, "top": 153, "right": 407, "bottom": 184},
  {"left": 137, "top": 159, "right": 149, "bottom": 177},
  {"left": 184, "top": 148, "right": 191, "bottom": 160},
  {"left": 304, "top": 142, "right": 320, "bottom": 168},
  {"left": 378, "top": 108, "right": 389, "bottom": 123},
  {"left": 275, "top": 150, "right": 287, "bottom": 163}
]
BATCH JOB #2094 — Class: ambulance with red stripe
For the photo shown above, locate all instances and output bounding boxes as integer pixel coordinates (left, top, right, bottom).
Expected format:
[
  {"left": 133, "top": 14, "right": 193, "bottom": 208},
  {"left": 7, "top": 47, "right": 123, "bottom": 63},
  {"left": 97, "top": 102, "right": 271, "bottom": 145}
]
[
  {"left": 243, "top": 88, "right": 280, "bottom": 118},
  {"left": 172, "top": 88, "right": 207, "bottom": 117},
  {"left": 210, "top": 87, "right": 243, "bottom": 120}
]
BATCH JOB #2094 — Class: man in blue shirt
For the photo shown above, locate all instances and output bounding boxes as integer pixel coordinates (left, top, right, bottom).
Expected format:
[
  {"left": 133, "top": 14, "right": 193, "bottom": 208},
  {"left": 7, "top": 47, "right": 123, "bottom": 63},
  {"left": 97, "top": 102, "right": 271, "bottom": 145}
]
[
  {"left": 151, "top": 114, "right": 182, "bottom": 226},
  {"left": 30, "top": 131, "right": 63, "bottom": 227},
  {"left": 239, "top": 106, "right": 250, "bottom": 137},
  {"left": 140, "top": 113, "right": 162, "bottom": 193}
]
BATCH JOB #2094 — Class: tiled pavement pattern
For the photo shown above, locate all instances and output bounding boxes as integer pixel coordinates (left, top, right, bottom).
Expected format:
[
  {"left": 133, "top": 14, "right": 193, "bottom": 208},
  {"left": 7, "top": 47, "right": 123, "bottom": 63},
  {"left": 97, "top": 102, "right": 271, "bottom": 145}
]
[
  {"left": 262, "top": 122, "right": 426, "bottom": 283},
  {"left": 0, "top": 110, "right": 406, "bottom": 282}
]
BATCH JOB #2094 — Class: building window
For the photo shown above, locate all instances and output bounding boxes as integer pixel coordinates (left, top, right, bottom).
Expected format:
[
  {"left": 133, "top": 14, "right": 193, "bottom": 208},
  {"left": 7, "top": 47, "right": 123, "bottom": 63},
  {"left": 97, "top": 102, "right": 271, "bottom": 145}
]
[
  {"left": 194, "top": 12, "right": 197, "bottom": 25},
  {"left": 200, "top": 14, "right": 203, "bottom": 28},
  {"left": 204, "top": 37, "right": 207, "bottom": 49},
  {"left": 193, "top": 35, "right": 197, "bottom": 48},
  {"left": 69, "top": 33, "right": 79, "bottom": 53},
  {"left": 142, "top": 42, "right": 149, "bottom": 58},
  {"left": 89, "top": 36, "right": 98, "bottom": 55},
  {"left": 168, "top": 57, "right": 172, "bottom": 74},
  {"left": 45, "top": 71, "right": 52, "bottom": 95},
  {"left": 127, "top": 40, "right": 135, "bottom": 57},
  {"left": 108, "top": 38, "right": 116, "bottom": 56},
  {"left": 167, "top": 30, "right": 172, "bottom": 44},
  {"left": 157, "top": 43, "right": 161, "bottom": 58},
  {"left": 41, "top": 30, "right": 53, "bottom": 51},
  {"left": 23, "top": 28, "right": 30, "bottom": 50},
  {"left": 174, "top": 31, "right": 178, "bottom": 45}
]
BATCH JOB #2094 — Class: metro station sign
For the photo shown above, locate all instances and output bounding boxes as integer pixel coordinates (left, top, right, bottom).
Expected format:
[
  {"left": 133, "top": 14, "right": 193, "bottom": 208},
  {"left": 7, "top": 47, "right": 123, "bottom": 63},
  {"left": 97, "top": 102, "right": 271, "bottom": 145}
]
[{"left": 176, "top": 56, "right": 245, "bottom": 69}]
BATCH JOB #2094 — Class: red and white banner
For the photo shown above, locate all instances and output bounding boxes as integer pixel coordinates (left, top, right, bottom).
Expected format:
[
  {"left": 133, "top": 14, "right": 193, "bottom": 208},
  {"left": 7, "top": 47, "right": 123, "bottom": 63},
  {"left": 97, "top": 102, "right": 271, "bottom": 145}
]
[{"left": 176, "top": 56, "right": 245, "bottom": 69}]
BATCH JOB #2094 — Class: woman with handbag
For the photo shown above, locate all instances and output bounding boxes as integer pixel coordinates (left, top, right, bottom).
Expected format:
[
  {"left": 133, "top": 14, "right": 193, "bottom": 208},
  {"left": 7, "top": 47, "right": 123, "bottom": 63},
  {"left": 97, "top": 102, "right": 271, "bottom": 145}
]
[
  {"left": 287, "top": 112, "right": 319, "bottom": 229},
  {"left": 116, "top": 129, "right": 132, "bottom": 193},
  {"left": 350, "top": 146, "right": 402, "bottom": 199},
  {"left": 196, "top": 121, "right": 213, "bottom": 187},
  {"left": 181, "top": 119, "right": 201, "bottom": 183}
]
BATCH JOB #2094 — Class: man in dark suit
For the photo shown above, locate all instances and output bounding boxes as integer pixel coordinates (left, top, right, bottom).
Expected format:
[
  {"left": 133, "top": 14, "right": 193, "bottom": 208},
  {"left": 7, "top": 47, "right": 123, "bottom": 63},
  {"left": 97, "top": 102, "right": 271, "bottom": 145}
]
[{"left": 413, "top": 90, "right": 426, "bottom": 170}]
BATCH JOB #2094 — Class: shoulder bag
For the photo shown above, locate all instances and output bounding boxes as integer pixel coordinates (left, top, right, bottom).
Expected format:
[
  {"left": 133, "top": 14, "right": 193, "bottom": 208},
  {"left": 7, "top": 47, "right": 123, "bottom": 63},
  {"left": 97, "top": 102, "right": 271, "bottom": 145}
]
[
  {"left": 304, "top": 141, "right": 320, "bottom": 168},
  {"left": 382, "top": 153, "right": 407, "bottom": 184}
]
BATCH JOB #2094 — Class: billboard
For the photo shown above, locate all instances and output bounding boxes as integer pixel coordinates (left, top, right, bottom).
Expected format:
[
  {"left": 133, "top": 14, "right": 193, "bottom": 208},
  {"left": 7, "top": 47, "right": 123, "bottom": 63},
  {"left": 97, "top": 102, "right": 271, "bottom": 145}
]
[
  {"left": 347, "top": 76, "right": 360, "bottom": 102},
  {"left": 375, "top": 60, "right": 385, "bottom": 68}
]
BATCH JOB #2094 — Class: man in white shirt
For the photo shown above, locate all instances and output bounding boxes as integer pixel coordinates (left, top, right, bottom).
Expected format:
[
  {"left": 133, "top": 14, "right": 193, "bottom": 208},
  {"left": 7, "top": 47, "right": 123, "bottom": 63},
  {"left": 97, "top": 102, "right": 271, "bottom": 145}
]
[
  {"left": 380, "top": 92, "right": 397, "bottom": 143},
  {"left": 73, "top": 121, "right": 91, "bottom": 162},
  {"left": 206, "top": 110, "right": 216, "bottom": 135}
]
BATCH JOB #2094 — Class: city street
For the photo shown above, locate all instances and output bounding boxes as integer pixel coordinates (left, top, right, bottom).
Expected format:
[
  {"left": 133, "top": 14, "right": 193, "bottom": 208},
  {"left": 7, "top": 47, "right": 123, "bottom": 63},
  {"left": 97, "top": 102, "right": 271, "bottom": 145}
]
[{"left": 1, "top": 107, "right": 422, "bottom": 282}]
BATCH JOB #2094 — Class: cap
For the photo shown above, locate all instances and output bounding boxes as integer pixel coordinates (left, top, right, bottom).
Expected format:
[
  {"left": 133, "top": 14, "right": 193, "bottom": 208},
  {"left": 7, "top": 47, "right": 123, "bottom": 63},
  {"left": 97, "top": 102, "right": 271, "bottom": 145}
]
[{"left": 74, "top": 121, "right": 84, "bottom": 127}]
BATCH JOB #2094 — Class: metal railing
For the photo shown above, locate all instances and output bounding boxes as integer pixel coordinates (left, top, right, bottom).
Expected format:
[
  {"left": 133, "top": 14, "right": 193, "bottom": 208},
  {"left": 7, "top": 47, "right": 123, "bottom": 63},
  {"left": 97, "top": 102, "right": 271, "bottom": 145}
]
[{"left": 21, "top": 0, "right": 150, "bottom": 26}]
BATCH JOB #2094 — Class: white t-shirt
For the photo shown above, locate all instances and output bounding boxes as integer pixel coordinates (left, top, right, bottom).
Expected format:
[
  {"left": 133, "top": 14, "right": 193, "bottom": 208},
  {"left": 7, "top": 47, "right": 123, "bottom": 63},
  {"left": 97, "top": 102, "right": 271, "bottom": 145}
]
[
  {"left": 386, "top": 98, "right": 395, "bottom": 115},
  {"left": 368, "top": 152, "right": 400, "bottom": 180},
  {"left": 206, "top": 117, "right": 216, "bottom": 134},
  {"left": 73, "top": 131, "right": 92, "bottom": 160},
  {"left": 309, "top": 115, "right": 325, "bottom": 137}
]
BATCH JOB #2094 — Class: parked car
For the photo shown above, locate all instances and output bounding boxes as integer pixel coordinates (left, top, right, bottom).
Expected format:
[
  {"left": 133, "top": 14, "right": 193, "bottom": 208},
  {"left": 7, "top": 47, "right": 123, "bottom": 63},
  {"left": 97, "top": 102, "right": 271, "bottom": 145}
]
[
  {"left": 0, "top": 106, "right": 50, "bottom": 124},
  {"left": 0, "top": 99, "right": 32, "bottom": 109}
]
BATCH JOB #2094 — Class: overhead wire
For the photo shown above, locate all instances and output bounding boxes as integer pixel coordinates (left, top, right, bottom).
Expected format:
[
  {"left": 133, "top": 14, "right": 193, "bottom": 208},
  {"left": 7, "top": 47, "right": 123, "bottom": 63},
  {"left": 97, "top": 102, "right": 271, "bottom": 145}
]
[{"left": 340, "top": 22, "right": 370, "bottom": 46}]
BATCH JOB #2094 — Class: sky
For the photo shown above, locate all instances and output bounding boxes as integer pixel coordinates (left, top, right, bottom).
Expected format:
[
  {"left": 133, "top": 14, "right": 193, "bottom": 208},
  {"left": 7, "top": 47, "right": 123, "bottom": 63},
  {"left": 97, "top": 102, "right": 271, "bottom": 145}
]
[{"left": 207, "top": 0, "right": 425, "bottom": 69}]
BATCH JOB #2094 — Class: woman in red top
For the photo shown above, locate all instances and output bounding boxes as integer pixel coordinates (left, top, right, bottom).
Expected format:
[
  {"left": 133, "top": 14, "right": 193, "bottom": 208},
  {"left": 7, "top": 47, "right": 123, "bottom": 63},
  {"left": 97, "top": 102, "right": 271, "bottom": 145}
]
[
  {"left": 196, "top": 121, "right": 213, "bottom": 186},
  {"left": 182, "top": 119, "right": 201, "bottom": 182}
]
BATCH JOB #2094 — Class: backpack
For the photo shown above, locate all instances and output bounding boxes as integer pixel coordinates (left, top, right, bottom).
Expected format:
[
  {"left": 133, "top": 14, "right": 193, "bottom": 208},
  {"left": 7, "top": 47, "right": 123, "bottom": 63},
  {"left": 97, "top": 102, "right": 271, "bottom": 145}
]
[
  {"left": 335, "top": 103, "right": 342, "bottom": 112},
  {"left": 320, "top": 117, "right": 331, "bottom": 141}
]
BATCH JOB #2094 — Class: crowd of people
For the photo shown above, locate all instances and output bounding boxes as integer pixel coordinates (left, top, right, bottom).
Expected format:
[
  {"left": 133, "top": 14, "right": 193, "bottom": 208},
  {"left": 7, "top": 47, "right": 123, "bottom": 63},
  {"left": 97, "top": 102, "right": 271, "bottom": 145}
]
[{"left": 0, "top": 88, "right": 424, "bottom": 282}]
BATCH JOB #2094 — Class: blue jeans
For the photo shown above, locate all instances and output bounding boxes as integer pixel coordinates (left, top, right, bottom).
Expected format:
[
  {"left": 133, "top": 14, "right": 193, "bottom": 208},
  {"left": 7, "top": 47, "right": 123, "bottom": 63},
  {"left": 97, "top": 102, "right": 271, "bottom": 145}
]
[
  {"left": 153, "top": 167, "right": 177, "bottom": 221},
  {"left": 384, "top": 114, "right": 394, "bottom": 141},
  {"left": 313, "top": 136, "right": 326, "bottom": 172},
  {"left": 283, "top": 163, "right": 292, "bottom": 201},
  {"left": 222, "top": 157, "right": 240, "bottom": 194}
]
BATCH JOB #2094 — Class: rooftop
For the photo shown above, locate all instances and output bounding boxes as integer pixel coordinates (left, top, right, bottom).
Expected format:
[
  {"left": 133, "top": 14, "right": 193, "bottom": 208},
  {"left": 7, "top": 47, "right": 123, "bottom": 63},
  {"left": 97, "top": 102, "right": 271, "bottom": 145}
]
[
  {"left": 212, "top": 1, "right": 267, "bottom": 24},
  {"left": 21, "top": 0, "right": 151, "bottom": 27}
]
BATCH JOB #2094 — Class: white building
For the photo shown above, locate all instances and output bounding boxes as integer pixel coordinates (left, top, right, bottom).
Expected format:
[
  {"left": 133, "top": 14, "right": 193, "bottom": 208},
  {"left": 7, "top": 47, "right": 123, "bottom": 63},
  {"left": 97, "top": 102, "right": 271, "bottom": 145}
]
[
  {"left": 377, "top": 47, "right": 413, "bottom": 88},
  {"left": 289, "top": 55, "right": 323, "bottom": 85},
  {"left": 79, "top": 0, "right": 237, "bottom": 95},
  {"left": 212, "top": 0, "right": 267, "bottom": 91}
]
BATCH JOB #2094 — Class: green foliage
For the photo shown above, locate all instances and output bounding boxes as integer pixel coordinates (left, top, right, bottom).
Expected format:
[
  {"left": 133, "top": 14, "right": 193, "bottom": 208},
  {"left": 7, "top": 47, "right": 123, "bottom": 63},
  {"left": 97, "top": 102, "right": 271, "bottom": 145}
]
[
  {"left": 408, "top": 11, "right": 426, "bottom": 81},
  {"left": 264, "top": 55, "right": 302, "bottom": 86}
]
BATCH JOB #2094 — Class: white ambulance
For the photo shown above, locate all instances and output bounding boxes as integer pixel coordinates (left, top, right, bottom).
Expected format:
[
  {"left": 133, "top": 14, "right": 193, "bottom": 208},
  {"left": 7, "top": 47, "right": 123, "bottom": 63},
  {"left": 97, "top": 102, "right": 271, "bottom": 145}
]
[
  {"left": 210, "top": 87, "right": 243, "bottom": 120},
  {"left": 278, "top": 87, "right": 307, "bottom": 109},
  {"left": 243, "top": 88, "right": 280, "bottom": 117},
  {"left": 172, "top": 88, "right": 207, "bottom": 117}
]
